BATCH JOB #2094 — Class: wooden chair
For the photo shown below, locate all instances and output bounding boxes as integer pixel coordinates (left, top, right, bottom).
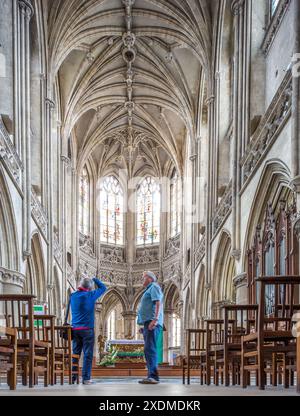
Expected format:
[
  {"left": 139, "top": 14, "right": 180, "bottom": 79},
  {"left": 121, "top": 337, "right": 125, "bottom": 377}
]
[
  {"left": 201, "top": 320, "right": 226, "bottom": 386},
  {"left": 55, "top": 325, "right": 79, "bottom": 384},
  {"left": 0, "top": 326, "right": 17, "bottom": 390},
  {"left": 182, "top": 329, "right": 206, "bottom": 385},
  {"left": 214, "top": 305, "right": 258, "bottom": 386},
  {"left": 0, "top": 294, "right": 49, "bottom": 388},
  {"left": 22, "top": 314, "right": 65, "bottom": 386},
  {"left": 241, "top": 276, "right": 300, "bottom": 390}
]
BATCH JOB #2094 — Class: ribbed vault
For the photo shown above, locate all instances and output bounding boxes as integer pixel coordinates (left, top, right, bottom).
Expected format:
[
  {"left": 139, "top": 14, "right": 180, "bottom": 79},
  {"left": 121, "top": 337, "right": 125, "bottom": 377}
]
[{"left": 47, "top": 0, "right": 212, "bottom": 174}]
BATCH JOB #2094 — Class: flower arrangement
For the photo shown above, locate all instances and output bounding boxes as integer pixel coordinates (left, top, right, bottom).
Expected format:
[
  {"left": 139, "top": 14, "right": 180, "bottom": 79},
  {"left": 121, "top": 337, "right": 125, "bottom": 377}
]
[{"left": 99, "top": 346, "right": 118, "bottom": 367}]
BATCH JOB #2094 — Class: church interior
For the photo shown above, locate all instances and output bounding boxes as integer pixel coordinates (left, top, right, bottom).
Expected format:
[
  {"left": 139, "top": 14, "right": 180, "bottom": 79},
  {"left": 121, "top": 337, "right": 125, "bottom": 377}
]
[{"left": 1, "top": 0, "right": 300, "bottom": 395}]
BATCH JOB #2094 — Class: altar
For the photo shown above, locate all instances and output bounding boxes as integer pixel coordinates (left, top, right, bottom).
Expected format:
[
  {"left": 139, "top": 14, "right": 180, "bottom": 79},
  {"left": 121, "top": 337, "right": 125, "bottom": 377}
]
[{"left": 107, "top": 339, "right": 145, "bottom": 365}]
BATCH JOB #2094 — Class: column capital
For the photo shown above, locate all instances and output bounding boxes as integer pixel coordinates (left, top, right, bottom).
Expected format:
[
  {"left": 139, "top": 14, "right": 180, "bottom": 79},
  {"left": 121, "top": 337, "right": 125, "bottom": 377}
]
[
  {"left": 0, "top": 267, "right": 26, "bottom": 289},
  {"left": 61, "top": 155, "right": 71, "bottom": 165},
  {"left": 233, "top": 272, "right": 247, "bottom": 288},
  {"left": 231, "top": 0, "right": 245, "bottom": 16},
  {"left": 46, "top": 98, "right": 55, "bottom": 110},
  {"left": 122, "top": 310, "right": 137, "bottom": 318},
  {"left": 231, "top": 249, "right": 241, "bottom": 260},
  {"left": 205, "top": 95, "right": 215, "bottom": 106},
  {"left": 290, "top": 176, "right": 300, "bottom": 193},
  {"left": 18, "top": 0, "right": 34, "bottom": 19}
]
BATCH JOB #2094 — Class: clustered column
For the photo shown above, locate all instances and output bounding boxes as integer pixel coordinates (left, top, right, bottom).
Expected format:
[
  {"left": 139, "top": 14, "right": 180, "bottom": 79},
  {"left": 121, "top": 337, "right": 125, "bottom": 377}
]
[{"left": 16, "top": 0, "right": 34, "bottom": 257}]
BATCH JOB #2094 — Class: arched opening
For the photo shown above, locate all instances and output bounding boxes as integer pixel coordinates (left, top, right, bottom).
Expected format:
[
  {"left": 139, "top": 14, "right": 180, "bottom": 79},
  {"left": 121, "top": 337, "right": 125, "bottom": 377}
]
[
  {"left": 164, "top": 283, "right": 181, "bottom": 364},
  {"left": 24, "top": 233, "right": 46, "bottom": 306},
  {"left": 100, "top": 289, "right": 126, "bottom": 341},
  {"left": 212, "top": 231, "right": 236, "bottom": 317},
  {"left": 0, "top": 169, "right": 19, "bottom": 273}
]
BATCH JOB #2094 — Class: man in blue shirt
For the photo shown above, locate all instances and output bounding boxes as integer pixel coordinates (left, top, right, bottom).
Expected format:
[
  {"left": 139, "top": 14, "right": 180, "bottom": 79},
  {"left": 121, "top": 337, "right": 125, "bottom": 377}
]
[
  {"left": 137, "top": 271, "right": 164, "bottom": 384},
  {"left": 71, "top": 276, "right": 106, "bottom": 385}
]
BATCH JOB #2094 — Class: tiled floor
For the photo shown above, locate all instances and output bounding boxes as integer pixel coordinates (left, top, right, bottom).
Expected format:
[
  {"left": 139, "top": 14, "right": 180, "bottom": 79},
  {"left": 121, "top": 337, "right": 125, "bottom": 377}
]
[{"left": 0, "top": 378, "right": 298, "bottom": 396}]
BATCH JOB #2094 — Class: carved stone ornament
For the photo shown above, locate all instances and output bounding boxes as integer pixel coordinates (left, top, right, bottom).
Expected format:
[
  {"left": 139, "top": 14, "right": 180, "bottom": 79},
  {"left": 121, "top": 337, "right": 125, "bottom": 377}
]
[
  {"left": 31, "top": 187, "right": 48, "bottom": 237},
  {"left": 212, "top": 181, "right": 233, "bottom": 236},
  {"left": 242, "top": 72, "right": 292, "bottom": 184},
  {"left": 0, "top": 116, "right": 23, "bottom": 188},
  {"left": 0, "top": 267, "right": 25, "bottom": 289}
]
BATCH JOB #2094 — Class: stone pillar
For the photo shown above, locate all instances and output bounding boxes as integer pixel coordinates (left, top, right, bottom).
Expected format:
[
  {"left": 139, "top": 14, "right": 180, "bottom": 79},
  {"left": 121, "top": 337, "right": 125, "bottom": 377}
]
[
  {"left": 17, "top": 0, "right": 33, "bottom": 257},
  {"left": 0, "top": 267, "right": 25, "bottom": 294},
  {"left": 231, "top": 0, "right": 250, "bottom": 258},
  {"left": 178, "top": 300, "right": 184, "bottom": 354},
  {"left": 190, "top": 154, "right": 197, "bottom": 321},
  {"left": 61, "top": 155, "right": 70, "bottom": 303},
  {"left": 291, "top": 0, "right": 300, "bottom": 205},
  {"left": 233, "top": 272, "right": 248, "bottom": 304},
  {"left": 205, "top": 96, "right": 215, "bottom": 285},
  {"left": 71, "top": 166, "right": 78, "bottom": 284},
  {"left": 46, "top": 98, "right": 55, "bottom": 289},
  {"left": 122, "top": 310, "right": 137, "bottom": 339},
  {"left": 94, "top": 303, "right": 103, "bottom": 363},
  {"left": 163, "top": 308, "right": 174, "bottom": 364}
]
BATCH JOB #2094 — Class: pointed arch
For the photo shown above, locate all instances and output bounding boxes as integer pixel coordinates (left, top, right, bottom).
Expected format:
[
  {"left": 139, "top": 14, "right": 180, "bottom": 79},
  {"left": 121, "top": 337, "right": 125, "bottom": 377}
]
[
  {"left": 25, "top": 233, "right": 46, "bottom": 303},
  {"left": 212, "top": 230, "right": 236, "bottom": 316},
  {"left": 0, "top": 167, "right": 19, "bottom": 271}
]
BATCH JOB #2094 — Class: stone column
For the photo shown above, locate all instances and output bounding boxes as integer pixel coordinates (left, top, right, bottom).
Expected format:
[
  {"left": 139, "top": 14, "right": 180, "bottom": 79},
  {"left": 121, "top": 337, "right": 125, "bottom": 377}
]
[
  {"left": 205, "top": 96, "right": 215, "bottom": 285},
  {"left": 231, "top": 0, "right": 250, "bottom": 258},
  {"left": 190, "top": 154, "right": 197, "bottom": 322},
  {"left": 0, "top": 267, "right": 25, "bottom": 295},
  {"left": 17, "top": 0, "right": 33, "bottom": 257},
  {"left": 46, "top": 98, "right": 55, "bottom": 289},
  {"left": 291, "top": 0, "right": 300, "bottom": 204},
  {"left": 178, "top": 300, "right": 184, "bottom": 354},
  {"left": 61, "top": 155, "right": 70, "bottom": 303},
  {"left": 163, "top": 308, "right": 174, "bottom": 364},
  {"left": 122, "top": 311, "right": 137, "bottom": 339},
  {"left": 233, "top": 272, "right": 248, "bottom": 304},
  {"left": 71, "top": 166, "right": 78, "bottom": 284},
  {"left": 94, "top": 303, "right": 103, "bottom": 363}
]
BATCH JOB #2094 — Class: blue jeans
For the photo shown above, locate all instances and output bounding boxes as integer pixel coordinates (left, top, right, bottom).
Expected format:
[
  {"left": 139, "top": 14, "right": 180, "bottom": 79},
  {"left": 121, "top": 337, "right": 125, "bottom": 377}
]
[
  {"left": 143, "top": 322, "right": 162, "bottom": 381},
  {"left": 72, "top": 329, "right": 94, "bottom": 382}
]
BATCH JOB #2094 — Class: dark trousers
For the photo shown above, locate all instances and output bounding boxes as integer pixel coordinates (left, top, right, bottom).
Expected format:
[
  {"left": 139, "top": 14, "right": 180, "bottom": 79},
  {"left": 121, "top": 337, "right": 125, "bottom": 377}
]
[
  {"left": 143, "top": 322, "right": 162, "bottom": 381},
  {"left": 72, "top": 329, "right": 94, "bottom": 382}
]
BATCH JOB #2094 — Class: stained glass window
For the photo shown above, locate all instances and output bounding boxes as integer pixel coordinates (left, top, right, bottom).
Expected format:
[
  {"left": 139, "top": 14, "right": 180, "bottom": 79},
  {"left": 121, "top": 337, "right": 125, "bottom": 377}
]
[
  {"left": 78, "top": 167, "right": 90, "bottom": 236},
  {"left": 136, "top": 176, "right": 160, "bottom": 245},
  {"left": 100, "top": 176, "right": 124, "bottom": 245},
  {"left": 170, "top": 171, "right": 181, "bottom": 237},
  {"left": 271, "top": 0, "right": 280, "bottom": 16}
]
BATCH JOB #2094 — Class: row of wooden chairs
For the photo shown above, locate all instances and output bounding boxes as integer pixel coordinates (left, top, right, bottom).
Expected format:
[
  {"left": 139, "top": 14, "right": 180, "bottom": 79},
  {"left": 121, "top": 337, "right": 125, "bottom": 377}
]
[
  {"left": 183, "top": 275, "right": 300, "bottom": 391},
  {"left": 0, "top": 294, "right": 80, "bottom": 390}
]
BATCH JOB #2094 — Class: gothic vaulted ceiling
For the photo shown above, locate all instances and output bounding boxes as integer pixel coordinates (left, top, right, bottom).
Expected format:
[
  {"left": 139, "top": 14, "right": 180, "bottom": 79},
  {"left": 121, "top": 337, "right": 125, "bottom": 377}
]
[{"left": 48, "top": 0, "right": 213, "bottom": 176}]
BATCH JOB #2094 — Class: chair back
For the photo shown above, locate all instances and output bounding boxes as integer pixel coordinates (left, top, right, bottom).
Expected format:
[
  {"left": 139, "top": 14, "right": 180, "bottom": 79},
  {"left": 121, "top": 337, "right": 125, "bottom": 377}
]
[{"left": 223, "top": 305, "right": 259, "bottom": 345}]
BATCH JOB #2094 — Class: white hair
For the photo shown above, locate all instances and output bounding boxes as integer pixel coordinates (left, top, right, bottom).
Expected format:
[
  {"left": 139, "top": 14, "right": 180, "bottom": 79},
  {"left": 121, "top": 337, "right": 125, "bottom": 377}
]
[
  {"left": 144, "top": 271, "right": 157, "bottom": 282},
  {"left": 80, "top": 277, "right": 93, "bottom": 289}
]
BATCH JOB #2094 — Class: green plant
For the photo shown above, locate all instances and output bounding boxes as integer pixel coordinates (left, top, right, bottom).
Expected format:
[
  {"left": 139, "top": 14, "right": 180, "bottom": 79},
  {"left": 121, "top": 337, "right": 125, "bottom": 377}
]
[{"left": 99, "top": 346, "right": 118, "bottom": 367}]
